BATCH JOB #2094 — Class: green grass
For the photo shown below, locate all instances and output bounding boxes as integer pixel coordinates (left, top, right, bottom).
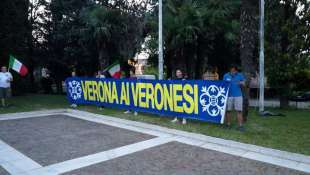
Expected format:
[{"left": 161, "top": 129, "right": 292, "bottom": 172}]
[
  {"left": 1, "top": 94, "right": 309, "bottom": 155},
  {"left": 0, "top": 94, "right": 68, "bottom": 114}
]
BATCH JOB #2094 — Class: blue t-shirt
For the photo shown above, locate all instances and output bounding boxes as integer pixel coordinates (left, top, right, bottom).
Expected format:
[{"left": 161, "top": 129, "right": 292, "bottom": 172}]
[{"left": 223, "top": 72, "right": 245, "bottom": 97}]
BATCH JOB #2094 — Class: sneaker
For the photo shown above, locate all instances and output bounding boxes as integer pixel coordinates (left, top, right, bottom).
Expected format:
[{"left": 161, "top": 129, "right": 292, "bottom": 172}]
[
  {"left": 134, "top": 112, "right": 138, "bottom": 116},
  {"left": 237, "top": 126, "right": 245, "bottom": 132},
  {"left": 171, "top": 118, "right": 178, "bottom": 123},
  {"left": 182, "top": 118, "right": 187, "bottom": 125},
  {"left": 124, "top": 110, "right": 131, "bottom": 114}
]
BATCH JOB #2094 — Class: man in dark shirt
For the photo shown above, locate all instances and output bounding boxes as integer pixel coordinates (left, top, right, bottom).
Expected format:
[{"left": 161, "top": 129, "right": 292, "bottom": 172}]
[{"left": 171, "top": 69, "right": 187, "bottom": 124}]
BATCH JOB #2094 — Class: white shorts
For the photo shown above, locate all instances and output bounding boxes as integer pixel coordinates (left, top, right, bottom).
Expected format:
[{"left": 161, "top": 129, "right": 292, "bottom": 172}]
[{"left": 227, "top": 97, "right": 243, "bottom": 112}]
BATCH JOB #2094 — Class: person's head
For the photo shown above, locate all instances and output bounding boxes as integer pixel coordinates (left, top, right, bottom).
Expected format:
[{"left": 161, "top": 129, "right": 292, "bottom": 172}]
[
  {"left": 230, "top": 65, "right": 238, "bottom": 75},
  {"left": 1, "top": 66, "right": 7, "bottom": 73},
  {"left": 128, "top": 58, "right": 137, "bottom": 66},
  {"left": 175, "top": 69, "right": 183, "bottom": 79},
  {"left": 97, "top": 70, "right": 102, "bottom": 75}
]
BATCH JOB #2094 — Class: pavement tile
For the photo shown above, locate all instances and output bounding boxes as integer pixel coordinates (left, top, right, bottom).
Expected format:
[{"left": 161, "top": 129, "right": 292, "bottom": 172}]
[
  {"left": 0, "top": 115, "right": 154, "bottom": 166},
  {"left": 62, "top": 142, "right": 307, "bottom": 175},
  {"left": 0, "top": 166, "right": 10, "bottom": 175}
]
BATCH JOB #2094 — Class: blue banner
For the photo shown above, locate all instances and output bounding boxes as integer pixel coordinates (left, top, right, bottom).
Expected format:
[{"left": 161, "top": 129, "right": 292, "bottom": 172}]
[{"left": 65, "top": 78, "right": 230, "bottom": 124}]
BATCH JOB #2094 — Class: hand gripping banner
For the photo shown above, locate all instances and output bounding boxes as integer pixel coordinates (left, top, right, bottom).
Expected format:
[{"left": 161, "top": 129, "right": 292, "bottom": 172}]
[{"left": 66, "top": 78, "right": 230, "bottom": 124}]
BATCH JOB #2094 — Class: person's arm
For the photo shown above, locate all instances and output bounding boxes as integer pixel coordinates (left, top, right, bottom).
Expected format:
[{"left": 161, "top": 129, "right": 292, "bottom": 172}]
[
  {"left": 223, "top": 74, "right": 229, "bottom": 81},
  {"left": 238, "top": 73, "right": 245, "bottom": 86},
  {"left": 215, "top": 73, "right": 219, "bottom": 80},
  {"left": 8, "top": 73, "right": 13, "bottom": 82}
]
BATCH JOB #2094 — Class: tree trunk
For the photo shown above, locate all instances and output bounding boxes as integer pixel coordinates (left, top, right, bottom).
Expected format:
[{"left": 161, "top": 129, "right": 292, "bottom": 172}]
[{"left": 240, "top": 0, "right": 258, "bottom": 121}]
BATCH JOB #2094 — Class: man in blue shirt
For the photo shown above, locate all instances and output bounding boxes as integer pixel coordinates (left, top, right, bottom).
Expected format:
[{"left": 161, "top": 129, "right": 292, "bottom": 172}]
[{"left": 223, "top": 65, "right": 245, "bottom": 131}]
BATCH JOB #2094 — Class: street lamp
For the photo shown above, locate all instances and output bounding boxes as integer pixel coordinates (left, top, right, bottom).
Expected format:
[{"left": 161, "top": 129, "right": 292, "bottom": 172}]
[
  {"left": 158, "top": 0, "right": 164, "bottom": 80},
  {"left": 259, "top": 0, "right": 265, "bottom": 112}
]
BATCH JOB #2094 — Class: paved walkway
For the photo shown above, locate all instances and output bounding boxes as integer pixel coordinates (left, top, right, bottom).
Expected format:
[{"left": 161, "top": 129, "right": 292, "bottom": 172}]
[{"left": 0, "top": 109, "right": 309, "bottom": 175}]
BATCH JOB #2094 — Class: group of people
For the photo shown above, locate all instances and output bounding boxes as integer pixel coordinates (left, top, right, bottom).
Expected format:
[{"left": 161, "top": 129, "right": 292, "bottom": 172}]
[
  {"left": 72, "top": 64, "right": 246, "bottom": 131},
  {"left": 170, "top": 65, "right": 245, "bottom": 131},
  {"left": 3, "top": 62, "right": 246, "bottom": 131},
  {"left": 0, "top": 66, "right": 13, "bottom": 107}
]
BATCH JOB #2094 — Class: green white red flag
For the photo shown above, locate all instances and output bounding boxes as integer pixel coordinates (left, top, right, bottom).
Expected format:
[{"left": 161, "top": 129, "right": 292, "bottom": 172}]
[
  {"left": 107, "top": 61, "right": 121, "bottom": 78},
  {"left": 9, "top": 55, "right": 28, "bottom": 76}
]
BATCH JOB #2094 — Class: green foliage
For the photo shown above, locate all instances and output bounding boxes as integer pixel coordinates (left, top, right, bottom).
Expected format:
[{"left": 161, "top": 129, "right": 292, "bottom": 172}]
[
  {"left": 38, "top": 0, "right": 149, "bottom": 76},
  {"left": 0, "top": 0, "right": 309, "bottom": 94},
  {"left": 0, "top": 0, "right": 31, "bottom": 94},
  {"left": 265, "top": 0, "right": 310, "bottom": 93},
  {"left": 148, "top": 0, "right": 241, "bottom": 78},
  {"left": 143, "top": 66, "right": 159, "bottom": 78},
  {"left": 79, "top": 4, "right": 146, "bottom": 69},
  {"left": 0, "top": 0, "right": 29, "bottom": 66}
]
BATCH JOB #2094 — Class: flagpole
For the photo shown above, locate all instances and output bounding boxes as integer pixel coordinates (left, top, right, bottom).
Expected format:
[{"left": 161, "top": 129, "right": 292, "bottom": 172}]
[
  {"left": 158, "top": 0, "right": 164, "bottom": 80},
  {"left": 8, "top": 55, "right": 11, "bottom": 72},
  {"left": 259, "top": 0, "right": 265, "bottom": 112}
]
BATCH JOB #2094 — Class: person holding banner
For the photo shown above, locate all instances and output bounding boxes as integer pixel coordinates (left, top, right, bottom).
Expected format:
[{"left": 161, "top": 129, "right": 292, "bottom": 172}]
[
  {"left": 124, "top": 68, "right": 138, "bottom": 116},
  {"left": 70, "top": 71, "right": 78, "bottom": 108},
  {"left": 0, "top": 66, "right": 13, "bottom": 107},
  {"left": 96, "top": 70, "right": 105, "bottom": 110},
  {"left": 96, "top": 70, "right": 106, "bottom": 79},
  {"left": 223, "top": 65, "right": 246, "bottom": 131},
  {"left": 202, "top": 66, "right": 219, "bottom": 80},
  {"left": 171, "top": 69, "right": 187, "bottom": 125}
]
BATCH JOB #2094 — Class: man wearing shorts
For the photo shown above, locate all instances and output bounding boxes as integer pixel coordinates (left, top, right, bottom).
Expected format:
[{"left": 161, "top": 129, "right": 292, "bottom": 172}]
[
  {"left": 223, "top": 65, "right": 245, "bottom": 131},
  {"left": 0, "top": 66, "right": 13, "bottom": 107}
]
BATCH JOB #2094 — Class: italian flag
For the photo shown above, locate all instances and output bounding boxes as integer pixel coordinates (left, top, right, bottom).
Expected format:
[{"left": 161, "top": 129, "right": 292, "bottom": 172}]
[
  {"left": 9, "top": 55, "right": 28, "bottom": 76},
  {"left": 107, "top": 61, "right": 121, "bottom": 78}
]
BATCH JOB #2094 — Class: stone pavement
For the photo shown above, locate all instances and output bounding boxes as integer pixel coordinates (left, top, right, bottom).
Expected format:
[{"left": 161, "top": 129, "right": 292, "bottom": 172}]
[
  {"left": 0, "top": 166, "right": 10, "bottom": 175},
  {"left": 0, "top": 109, "right": 309, "bottom": 175}
]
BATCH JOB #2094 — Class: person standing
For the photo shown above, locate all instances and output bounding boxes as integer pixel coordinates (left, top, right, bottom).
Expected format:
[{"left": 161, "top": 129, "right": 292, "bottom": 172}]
[
  {"left": 223, "top": 65, "right": 246, "bottom": 131},
  {"left": 70, "top": 71, "right": 78, "bottom": 108},
  {"left": 171, "top": 69, "right": 187, "bottom": 125},
  {"left": 213, "top": 66, "right": 220, "bottom": 80},
  {"left": 96, "top": 70, "right": 105, "bottom": 110},
  {"left": 96, "top": 70, "right": 106, "bottom": 78},
  {"left": 124, "top": 68, "right": 138, "bottom": 116},
  {"left": 41, "top": 67, "right": 52, "bottom": 94},
  {"left": 202, "top": 66, "right": 219, "bottom": 80},
  {"left": 0, "top": 66, "right": 13, "bottom": 107}
]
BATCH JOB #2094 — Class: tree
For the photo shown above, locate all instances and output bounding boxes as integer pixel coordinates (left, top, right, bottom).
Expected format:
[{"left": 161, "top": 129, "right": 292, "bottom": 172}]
[
  {"left": 79, "top": 4, "right": 147, "bottom": 69},
  {"left": 0, "top": 0, "right": 30, "bottom": 94},
  {"left": 147, "top": 0, "right": 240, "bottom": 79},
  {"left": 39, "top": 0, "right": 149, "bottom": 79},
  {"left": 240, "top": 0, "right": 258, "bottom": 119},
  {"left": 265, "top": 0, "right": 310, "bottom": 107}
]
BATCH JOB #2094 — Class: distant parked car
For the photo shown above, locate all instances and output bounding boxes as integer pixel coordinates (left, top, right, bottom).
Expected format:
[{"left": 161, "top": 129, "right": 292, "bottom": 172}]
[{"left": 290, "top": 91, "right": 310, "bottom": 102}]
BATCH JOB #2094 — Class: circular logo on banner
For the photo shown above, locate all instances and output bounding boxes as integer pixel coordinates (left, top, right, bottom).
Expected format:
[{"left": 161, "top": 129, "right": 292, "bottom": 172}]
[
  {"left": 199, "top": 85, "right": 227, "bottom": 117},
  {"left": 68, "top": 80, "right": 82, "bottom": 100}
]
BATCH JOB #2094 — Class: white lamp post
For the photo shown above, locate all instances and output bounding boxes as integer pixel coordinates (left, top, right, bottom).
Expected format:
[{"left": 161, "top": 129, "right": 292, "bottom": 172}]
[
  {"left": 259, "top": 0, "right": 265, "bottom": 112},
  {"left": 158, "top": 0, "right": 164, "bottom": 80}
]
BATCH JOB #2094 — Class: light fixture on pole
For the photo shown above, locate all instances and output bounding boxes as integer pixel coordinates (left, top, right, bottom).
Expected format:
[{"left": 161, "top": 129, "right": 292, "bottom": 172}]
[
  {"left": 259, "top": 0, "right": 265, "bottom": 112},
  {"left": 158, "top": 0, "right": 164, "bottom": 80}
]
